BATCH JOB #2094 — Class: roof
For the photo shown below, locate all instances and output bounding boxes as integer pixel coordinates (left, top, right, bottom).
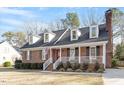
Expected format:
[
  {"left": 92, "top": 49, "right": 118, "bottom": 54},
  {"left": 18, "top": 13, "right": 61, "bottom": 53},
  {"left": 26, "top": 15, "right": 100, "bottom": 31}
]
[
  {"left": 0, "top": 41, "right": 4, "bottom": 44},
  {"left": 21, "top": 24, "right": 108, "bottom": 49}
]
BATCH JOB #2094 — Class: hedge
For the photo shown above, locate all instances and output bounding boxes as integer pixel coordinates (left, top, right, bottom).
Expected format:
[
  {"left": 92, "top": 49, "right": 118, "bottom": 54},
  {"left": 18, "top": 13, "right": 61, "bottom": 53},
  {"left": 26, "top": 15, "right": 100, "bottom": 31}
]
[{"left": 15, "top": 60, "right": 43, "bottom": 69}]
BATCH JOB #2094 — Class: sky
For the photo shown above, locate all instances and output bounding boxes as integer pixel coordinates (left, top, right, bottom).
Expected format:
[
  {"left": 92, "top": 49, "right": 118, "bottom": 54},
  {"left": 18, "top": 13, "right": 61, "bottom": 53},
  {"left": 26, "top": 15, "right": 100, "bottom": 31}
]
[{"left": 0, "top": 7, "right": 124, "bottom": 41}]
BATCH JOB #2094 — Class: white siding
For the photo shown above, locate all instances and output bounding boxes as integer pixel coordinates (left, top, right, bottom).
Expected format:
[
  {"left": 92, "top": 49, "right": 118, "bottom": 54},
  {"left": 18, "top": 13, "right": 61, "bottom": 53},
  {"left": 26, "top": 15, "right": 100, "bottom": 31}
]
[{"left": 0, "top": 41, "right": 21, "bottom": 66}]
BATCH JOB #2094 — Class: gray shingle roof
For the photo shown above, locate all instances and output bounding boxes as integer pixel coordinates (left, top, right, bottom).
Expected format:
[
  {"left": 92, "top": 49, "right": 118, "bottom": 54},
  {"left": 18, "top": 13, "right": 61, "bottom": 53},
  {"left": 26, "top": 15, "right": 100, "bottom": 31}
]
[{"left": 21, "top": 24, "right": 108, "bottom": 49}]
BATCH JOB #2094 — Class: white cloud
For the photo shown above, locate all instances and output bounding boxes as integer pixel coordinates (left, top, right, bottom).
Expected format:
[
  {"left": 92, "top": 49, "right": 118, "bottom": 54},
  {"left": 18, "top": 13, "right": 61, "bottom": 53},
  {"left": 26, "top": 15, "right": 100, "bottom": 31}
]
[
  {"left": 39, "top": 7, "right": 49, "bottom": 11},
  {"left": 0, "top": 7, "right": 37, "bottom": 18},
  {"left": 0, "top": 18, "right": 23, "bottom": 26}
]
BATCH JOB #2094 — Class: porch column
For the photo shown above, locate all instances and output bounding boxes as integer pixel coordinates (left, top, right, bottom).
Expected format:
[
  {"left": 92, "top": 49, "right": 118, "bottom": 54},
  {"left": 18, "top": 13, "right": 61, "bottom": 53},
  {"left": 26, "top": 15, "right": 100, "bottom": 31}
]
[
  {"left": 79, "top": 46, "right": 81, "bottom": 63},
  {"left": 60, "top": 48, "right": 61, "bottom": 62},
  {"left": 50, "top": 48, "right": 52, "bottom": 62},
  {"left": 102, "top": 43, "right": 106, "bottom": 68}
]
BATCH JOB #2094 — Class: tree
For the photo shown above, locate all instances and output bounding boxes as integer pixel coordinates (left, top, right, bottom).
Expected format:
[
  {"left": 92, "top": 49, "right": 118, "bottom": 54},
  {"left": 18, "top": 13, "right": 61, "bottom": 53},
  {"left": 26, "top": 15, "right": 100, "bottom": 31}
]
[
  {"left": 14, "top": 32, "right": 26, "bottom": 47},
  {"left": 81, "top": 8, "right": 105, "bottom": 26},
  {"left": 21, "top": 20, "right": 48, "bottom": 35},
  {"left": 112, "top": 8, "right": 124, "bottom": 43},
  {"left": 2, "top": 31, "right": 26, "bottom": 47},
  {"left": 60, "top": 19, "right": 68, "bottom": 29},
  {"left": 2, "top": 32, "right": 15, "bottom": 45},
  {"left": 114, "top": 43, "right": 124, "bottom": 60},
  {"left": 66, "top": 12, "right": 80, "bottom": 28}
]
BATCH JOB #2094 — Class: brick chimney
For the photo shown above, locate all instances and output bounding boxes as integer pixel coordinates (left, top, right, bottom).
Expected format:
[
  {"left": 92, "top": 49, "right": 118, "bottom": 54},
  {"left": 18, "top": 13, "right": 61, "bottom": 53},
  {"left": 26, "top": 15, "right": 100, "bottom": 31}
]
[{"left": 105, "top": 9, "right": 113, "bottom": 68}]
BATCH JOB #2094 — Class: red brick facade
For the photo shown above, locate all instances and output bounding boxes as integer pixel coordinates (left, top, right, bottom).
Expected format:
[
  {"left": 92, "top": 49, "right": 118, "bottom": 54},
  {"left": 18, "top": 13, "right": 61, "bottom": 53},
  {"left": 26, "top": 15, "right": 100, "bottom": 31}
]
[
  {"left": 21, "top": 9, "right": 113, "bottom": 68},
  {"left": 105, "top": 9, "right": 112, "bottom": 68},
  {"left": 22, "top": 50, "right": 42, "bottom": 63}
]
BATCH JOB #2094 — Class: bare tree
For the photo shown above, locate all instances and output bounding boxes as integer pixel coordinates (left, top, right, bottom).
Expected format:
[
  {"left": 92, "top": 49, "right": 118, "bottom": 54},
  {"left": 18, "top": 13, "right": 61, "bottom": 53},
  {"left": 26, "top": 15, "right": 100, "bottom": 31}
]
[
  {"left": 20, "top": 20, "right": 49, "bottom": 35},
  {"left": 82, "top": 8, "right": 105, "bottom": 26},
  {"left": 112, "top": 8, "right": 124, "bottom": 44},
  {"left": 48, "top": 20, "right": 64, "bottom": 31}
]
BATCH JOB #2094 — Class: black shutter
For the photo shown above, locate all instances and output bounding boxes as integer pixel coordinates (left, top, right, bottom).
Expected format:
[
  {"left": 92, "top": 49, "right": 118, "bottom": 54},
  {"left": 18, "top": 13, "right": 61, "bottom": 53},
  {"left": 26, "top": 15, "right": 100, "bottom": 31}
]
[
  {"left": 75, "top": 47, "right": 78, "bottom": 56},
  {"left": 96, "top": 46, "right": 100, "bottom": 56},
  {"left": 67, "top": 48, "right": 70, "bottom": 57},
  {"left": 86, "top": 47, "right": 89, "bottom": 56}
]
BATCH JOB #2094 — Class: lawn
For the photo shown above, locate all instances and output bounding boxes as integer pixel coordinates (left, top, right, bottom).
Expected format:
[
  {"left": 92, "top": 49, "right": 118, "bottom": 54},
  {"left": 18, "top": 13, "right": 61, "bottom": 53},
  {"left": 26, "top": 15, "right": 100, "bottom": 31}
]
[{"left": 0, "top": 67, "right": 103, "bottom": 85}]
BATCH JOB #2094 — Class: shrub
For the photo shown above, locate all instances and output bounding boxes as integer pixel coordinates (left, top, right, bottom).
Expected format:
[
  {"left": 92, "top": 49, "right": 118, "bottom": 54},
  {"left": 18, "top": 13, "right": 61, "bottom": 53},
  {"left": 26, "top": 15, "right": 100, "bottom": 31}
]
[
  {"left": 30, "top": 63, "right": 37, "bottom": 69},
  {"left": 97, "top": 69, "right": 104, "bottom": 73},
  {"left": 3, "top": 61, "right": 12, "bottom": 67},
  {"left": 15, "top": 63, "right": 21, "bottom": 69},
  {"left": 62, "top": 61, "right": 70, "bottom": 70},
  {"left": 59, "top": 68, "right": 65, "bottom": 72},
  {"left": 70, "top": 62, "right": 80, "bottom": 70},
  {"left": 112, "top": 58, "right": 118, "bottom": 68},
  {"left": 66, "top": 68, "right": 74, "bottom": 72},
  {"left": 97, "top": 64, "right": 105, "bottom": 73},
  {"left": 75, "top": 69, "right": 82, "bottom": 72},
  {"left": 87, "top": 63, "right": 96, "bottom": 72},
  {"left": 37, "top": 63, "right": 43, "bottom": 69},
  {"left": 56, "top": 62, "right": 63, "bottom": 70},
  {"left": 80, "top": 63, "right": 89, "bottom": 71},
  {"left": 15, "top": 60, "right": 22, "bottom": 64},
  {"left": 15, "top": 63, "right": 43, "bottom": 69},
  {"left": 95, "top": 62, "right": 100, "bottom": 71}
]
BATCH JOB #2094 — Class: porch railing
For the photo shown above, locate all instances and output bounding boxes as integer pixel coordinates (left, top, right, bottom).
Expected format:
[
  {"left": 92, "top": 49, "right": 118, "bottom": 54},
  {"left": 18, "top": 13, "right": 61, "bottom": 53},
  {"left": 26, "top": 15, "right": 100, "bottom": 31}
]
[
  {"left": 43, "top": 58, "right": 52, "bottom": 70},
  {"left": 53, "top": 58, "right": 61, "bottom": 70},
  {"left": 61, "top": 56, "right": 103, "bottom": 64}
]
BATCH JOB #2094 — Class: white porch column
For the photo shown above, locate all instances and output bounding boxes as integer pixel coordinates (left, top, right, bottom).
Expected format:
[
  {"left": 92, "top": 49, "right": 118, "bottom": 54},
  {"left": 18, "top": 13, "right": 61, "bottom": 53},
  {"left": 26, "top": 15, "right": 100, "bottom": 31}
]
[
  {"left": 60, "top": 48, "right": 61, "bottom": 62},
  {"left": 79, "top": 46, "right": 81, "bottom": 63},
  {"left": 102, "top": 43, "right": 106, "bottom": 68}
]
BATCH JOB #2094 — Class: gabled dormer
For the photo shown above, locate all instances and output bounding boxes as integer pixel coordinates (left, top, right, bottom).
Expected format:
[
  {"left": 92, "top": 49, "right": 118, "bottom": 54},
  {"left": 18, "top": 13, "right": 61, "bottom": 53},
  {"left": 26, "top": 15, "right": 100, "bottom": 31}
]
[
  {"left": 89, "top": 25, "right": 99, "bottom": 38},
  {"left": 44, "top": 31, "right": 55, "bottom": 43},
  {"left": 71, "top": 28, "right": 81, "bottom": 41},
  {"left": 28, "top": 34, "right": 40, "bottom": 45}
]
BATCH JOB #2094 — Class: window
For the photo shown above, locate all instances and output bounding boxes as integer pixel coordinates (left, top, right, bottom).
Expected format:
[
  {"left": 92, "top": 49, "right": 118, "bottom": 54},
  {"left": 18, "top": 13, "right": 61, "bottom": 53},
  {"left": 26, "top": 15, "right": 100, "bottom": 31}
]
[
  {"left": 90, "top": 26, "right": 98, "bottom": 38},
  {"left": 71, "top": 30, "right": 77, "bottom": 40},
  {"left": 44, "top": 33, "right": 49, "bottom": 42},
  {"left": 42, "top": 48, "right": 48, "bottom": 60},
  {"left": 90, "top": 47, "right": 96, "bottom": 59},
  {"left": 70, "top": 48, "right": 75, "bottom": 60},
  {"left": 26, "top": 50, "right": 30, "bottom": 60}
]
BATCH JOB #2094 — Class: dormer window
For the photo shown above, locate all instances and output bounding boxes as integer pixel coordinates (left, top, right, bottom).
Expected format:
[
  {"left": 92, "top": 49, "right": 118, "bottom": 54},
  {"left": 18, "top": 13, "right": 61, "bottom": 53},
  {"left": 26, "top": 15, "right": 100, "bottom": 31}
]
[
  {"left": 72, "top": 30, "right": 77, "bottom": 40},
  {"left": 90, "top": 25, "right": 99, "bottom": 38},
  {"left": 44, "top": 33, "right": 49, "bottom": 42}
]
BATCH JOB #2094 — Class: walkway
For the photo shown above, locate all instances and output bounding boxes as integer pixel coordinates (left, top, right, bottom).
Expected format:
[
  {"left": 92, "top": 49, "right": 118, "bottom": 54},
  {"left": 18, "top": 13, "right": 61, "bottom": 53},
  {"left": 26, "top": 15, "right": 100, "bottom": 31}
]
[{"left": 103, "top": 68, "right": 124, "bottom": 85}]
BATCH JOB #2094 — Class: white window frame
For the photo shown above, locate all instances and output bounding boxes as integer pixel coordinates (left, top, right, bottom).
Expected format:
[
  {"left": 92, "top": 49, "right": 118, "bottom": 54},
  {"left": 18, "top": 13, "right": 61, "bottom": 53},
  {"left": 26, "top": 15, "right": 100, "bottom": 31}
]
[
  {"left": 71, "top": 30, "right": 78, "bottom": 40},
  {"left": 42, "top": 48, "right": 48, "bottom": 60},
  {"left": 89, "top": 46, "right": 96, "bottom": 63},
  {"left": 70, "top": 47, "right": 75, "bottom": 60},
  {"left": 44, "top": 33, "right": 49, "bottom": 43},
  {"left": 26, "top": 50, "right": 30, "bottom": 60},
  {"left": 90, "top": 25, "right": 99, "bottom": 38}
]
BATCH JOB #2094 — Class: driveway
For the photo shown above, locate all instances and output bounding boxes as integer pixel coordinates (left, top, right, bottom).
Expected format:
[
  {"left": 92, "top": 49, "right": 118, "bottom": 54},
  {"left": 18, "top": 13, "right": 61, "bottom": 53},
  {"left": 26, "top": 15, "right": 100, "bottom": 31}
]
[{"left": 103, "top": 68, "right": 124, "bottom": 85}]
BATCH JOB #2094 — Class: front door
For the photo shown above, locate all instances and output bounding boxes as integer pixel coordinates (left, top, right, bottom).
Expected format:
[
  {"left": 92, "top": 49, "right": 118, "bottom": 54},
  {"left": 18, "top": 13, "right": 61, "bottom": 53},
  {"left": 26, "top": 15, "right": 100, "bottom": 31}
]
[{"left": 53, "top": 49, "right": 59, "bottom": 62}]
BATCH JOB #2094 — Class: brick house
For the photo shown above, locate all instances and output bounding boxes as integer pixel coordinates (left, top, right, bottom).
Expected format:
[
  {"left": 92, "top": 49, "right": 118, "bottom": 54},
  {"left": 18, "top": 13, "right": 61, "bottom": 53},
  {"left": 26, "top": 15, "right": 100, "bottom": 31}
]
[{"left": 20, "top": 9, "right": 112, "bottom": 70}]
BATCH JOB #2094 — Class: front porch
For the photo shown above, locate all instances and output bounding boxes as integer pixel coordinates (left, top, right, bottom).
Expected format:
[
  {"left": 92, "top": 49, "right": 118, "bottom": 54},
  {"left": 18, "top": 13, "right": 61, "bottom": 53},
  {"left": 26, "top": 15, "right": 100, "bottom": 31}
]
[{"left": 42, "top": 42, "right": 106, "bottom": 70}]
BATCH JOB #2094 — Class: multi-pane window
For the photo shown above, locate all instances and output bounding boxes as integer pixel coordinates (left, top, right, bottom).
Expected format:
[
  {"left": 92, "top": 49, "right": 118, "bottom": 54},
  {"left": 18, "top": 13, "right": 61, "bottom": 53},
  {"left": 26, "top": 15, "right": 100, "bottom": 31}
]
[
  {"left": 72, "top": 30, "right": 77, "bottom": 40},
  {"left": 42, "top": 48, "right": 48, "bottom": 60},
  {"left": 90, "top": 47, "right": 96, "bottom": 58},
  {"left": 90, "top": 26, "right": 98, "bottom": 38},
  {"left": 44, "top": 33, "right": 49, "bottom": 42},
  {"left": 26, "top": 50, "right": 30, "bottom": 60},
  {"left": 70, "top": 48, "right": 75, "bottom": 60}
]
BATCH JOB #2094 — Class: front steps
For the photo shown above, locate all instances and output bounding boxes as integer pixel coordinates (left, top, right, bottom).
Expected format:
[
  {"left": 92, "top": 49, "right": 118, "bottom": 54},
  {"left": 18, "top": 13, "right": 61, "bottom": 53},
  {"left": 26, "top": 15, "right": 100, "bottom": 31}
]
[{"left": 45, "top": 63, "right": 53, "bottom": 71}]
